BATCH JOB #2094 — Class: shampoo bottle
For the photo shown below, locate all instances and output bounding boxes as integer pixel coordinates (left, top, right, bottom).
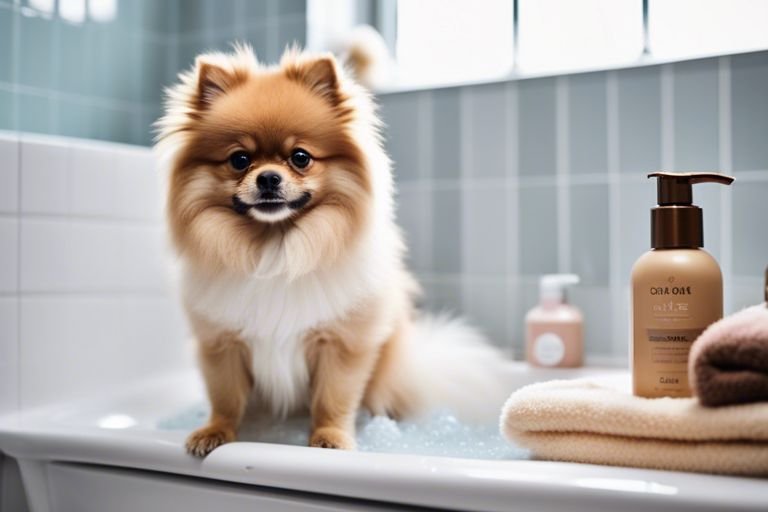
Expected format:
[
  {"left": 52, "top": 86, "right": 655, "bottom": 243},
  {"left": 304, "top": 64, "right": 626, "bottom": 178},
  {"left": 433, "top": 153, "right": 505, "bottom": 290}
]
[
  {"left": 631, "top": 172, "right": 734, "bottom": 398},
  {"left": 526, "top": 274, "right": 583, "bottom": 368}
]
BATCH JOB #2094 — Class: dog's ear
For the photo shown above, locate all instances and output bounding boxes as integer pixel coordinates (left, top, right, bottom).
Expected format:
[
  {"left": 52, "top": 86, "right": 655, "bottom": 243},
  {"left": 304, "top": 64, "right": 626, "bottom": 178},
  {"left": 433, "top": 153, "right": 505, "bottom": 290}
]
[
  {"left": 286, "top": 55, "right": 342, "bottom": 105},
  {"left": 195, "top": 58, "right": 240, "bottom": 108}
]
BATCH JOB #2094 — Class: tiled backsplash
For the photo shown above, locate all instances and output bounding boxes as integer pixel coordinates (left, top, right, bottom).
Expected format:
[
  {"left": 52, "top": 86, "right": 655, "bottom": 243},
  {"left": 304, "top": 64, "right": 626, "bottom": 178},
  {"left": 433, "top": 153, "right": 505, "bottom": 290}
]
[
  {"left": 0, "top": 0, "right": 306, "bottom": 146},
  {"left": 0, "top": 133, "right": 188, "bottom": 415},
  {"left": 378, "top": 51, "right": 768, "bottom": 361}
]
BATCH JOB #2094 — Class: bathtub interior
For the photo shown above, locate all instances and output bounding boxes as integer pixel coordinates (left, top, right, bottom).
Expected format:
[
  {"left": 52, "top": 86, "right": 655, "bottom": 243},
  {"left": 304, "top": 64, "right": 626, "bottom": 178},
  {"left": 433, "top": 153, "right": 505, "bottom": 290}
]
[{"left": 2, "top": 363, "right": 623, "bottom": 459}]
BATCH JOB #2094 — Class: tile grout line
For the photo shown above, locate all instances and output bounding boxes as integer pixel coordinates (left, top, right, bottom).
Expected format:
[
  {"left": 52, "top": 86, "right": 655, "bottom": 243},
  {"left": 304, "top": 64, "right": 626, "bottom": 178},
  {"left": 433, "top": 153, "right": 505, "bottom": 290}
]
[
  {"left": 395, "top": 169, "right": 768, "bottom": 189},
  {"left": 459, "top": 86, "right": 472, "bottom": 317},
  {"left": 555, "top": 76, "right": 570, "bottom": 274},
  {"left": 505, "top": 81, "right": 520, "bottom": 354},
  {"left": 134, "top": 17, "right": 147, "bottom": 145},
  {"left": 49, "top": 15, "right": 61, "bottom": 138},
  {"left": 606, "top": 70, "right": 624, "bottom": 359},
  {"left": 266, "top": 0, "right": 279, "bottom": 61},
  {"left": 10, "top": 1, "right": 19, "bottom": 131},
  {"left": 419, "top": 91, "right": 434, "bottom": 277},
  {"left": 660, "top": 64, "right": 675, "bottom": 168},
  {"left": 0, "top": 81, "right": 159, "bottom": 117},
  {"left": 173, "top": 14, "right": 302, "bottom": 42},
  {"left": 5, "top": 211, "right": 161, "bottom": 225},
  {"left": 0, "top": 290, "right": 170, "bottom": 298},
  {"left": 718, "top": 56, "right": 733, "bottom": 313},
  {"left": 418, "top": 273, "right": 552, "bottom": 286},
  {"left": 15, "top": 135, "right": 21, "bottom": 410}
]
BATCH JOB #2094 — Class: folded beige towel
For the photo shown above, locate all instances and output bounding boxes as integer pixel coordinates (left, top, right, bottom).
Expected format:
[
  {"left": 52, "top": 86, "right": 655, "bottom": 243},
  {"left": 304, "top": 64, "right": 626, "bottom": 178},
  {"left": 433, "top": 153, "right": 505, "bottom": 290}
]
[{"left": 500, "top": 378, "right": 768, "bottom": 476}]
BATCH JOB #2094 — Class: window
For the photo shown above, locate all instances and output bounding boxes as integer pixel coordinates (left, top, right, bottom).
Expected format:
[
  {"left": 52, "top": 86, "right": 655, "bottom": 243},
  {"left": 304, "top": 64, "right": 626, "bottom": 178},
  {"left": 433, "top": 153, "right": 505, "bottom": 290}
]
[
  {"left": 87, "top": 0, "right": 118, "bottom": 23},
  {"left": 649, "top": 0, "right": 768, "bottom": 60},
  {"left": 59, "top": 0, "right": 86, "bottom": 23},
  {"left": 395, "top": 0, "right": 514, "bottom": 87},
  {"left": 307, "top": 0, "right": 768, "bottom": 90},
  {"left": 517, "top": 0, "right": 643, "bottom": 73},
  {"left": 24, "top": 0, "right": 117, "bottom": 24}
]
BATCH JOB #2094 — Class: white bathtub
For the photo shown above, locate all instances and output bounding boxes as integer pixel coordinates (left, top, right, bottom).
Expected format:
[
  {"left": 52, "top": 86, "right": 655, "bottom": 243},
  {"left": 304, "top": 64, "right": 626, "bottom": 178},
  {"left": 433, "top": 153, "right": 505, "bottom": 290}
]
[{"left": 0, "top": 364, "right": 766, "bottom": 512}]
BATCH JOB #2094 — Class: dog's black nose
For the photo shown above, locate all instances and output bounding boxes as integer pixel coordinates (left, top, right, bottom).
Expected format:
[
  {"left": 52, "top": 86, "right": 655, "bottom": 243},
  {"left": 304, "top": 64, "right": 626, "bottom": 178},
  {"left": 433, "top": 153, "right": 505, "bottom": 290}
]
[{"left": 256, "top": 171, "right": 282, "bottom": 191}]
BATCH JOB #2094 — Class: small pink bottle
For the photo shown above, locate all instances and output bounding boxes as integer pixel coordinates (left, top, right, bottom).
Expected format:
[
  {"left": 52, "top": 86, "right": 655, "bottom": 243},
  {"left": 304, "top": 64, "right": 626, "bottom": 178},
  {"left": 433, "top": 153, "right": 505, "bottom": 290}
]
[{"left": 526, "top": 274, "right": 583, "bottom": 368}]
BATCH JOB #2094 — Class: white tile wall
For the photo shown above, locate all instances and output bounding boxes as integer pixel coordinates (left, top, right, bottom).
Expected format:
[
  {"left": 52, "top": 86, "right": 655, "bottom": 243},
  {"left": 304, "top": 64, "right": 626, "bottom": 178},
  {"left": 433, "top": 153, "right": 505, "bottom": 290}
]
[
  {"left": 0, "top": 134, "right": 18, "bottom": 213},
  {"left": 19, "top": 296, "right": 188, "bottom": 408},
  {"left": 19, "top": 135, "right": 165, "bottom": 221},
  {"left": 0, "top": 132, "right": 188, "bottom": 414},
  {"left": 20, "top": 137, "right": 71, "bottom": 214},
  {"left": 0, "top": 362, "right": 18, "bottom": 415},
  {"left": 0, "top": 298, "right": 19, "bottom": 413},
  {"left": 116, "top": 148, "right": 164, "bottom": 221},
  {"left": 69, "top": 144, "right": 163, "bottom": 221},
  {"left": 20, "top": 219, "right": 166, "bottom": 292},
  {"left": 0, "top": 218, "right": 18, "bottom": 293},
  {"left": 69, "top": 145, "right": 122, "bottom": 217}
]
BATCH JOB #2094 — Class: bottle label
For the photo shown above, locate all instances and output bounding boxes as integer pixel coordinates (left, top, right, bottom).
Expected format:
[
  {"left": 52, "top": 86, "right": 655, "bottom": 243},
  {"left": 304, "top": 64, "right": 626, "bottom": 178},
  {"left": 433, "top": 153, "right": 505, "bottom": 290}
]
[
  {"left": 534, "top": 332, "right": 565, "bottom": 366},
  {"left": 645, "top": 328, "right": 704, "bottom": 364},
  {"left": 633, "top": 267, "right": 722, "bottom": 398}
]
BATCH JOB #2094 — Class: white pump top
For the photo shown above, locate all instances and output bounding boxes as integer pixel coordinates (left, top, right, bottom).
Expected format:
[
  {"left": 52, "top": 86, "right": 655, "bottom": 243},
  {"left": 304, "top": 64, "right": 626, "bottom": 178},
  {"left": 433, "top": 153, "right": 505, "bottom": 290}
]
[{"left": 539, "top": 274, "right": 580, "bottom": 304}]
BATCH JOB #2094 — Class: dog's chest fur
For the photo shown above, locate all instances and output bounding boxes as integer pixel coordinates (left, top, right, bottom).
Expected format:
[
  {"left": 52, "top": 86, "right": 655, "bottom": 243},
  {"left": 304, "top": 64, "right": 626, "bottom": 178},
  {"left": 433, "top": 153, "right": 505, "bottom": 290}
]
[{"left": 182, "top": 234, "right": 393, "bottom": 417}]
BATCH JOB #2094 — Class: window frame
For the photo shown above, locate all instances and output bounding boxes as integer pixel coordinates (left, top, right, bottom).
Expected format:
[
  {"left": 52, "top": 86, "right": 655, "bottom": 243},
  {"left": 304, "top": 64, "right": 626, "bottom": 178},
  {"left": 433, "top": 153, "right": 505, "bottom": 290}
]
[{"left": 326, "top": 0, "right": 768, "bottom": 92}]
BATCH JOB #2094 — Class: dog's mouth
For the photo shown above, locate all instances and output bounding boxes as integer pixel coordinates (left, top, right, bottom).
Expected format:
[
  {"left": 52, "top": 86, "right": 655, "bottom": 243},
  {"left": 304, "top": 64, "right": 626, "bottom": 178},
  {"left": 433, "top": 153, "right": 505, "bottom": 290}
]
[{"left": 232, "top": 192, "right": 312, "bottom": 216}]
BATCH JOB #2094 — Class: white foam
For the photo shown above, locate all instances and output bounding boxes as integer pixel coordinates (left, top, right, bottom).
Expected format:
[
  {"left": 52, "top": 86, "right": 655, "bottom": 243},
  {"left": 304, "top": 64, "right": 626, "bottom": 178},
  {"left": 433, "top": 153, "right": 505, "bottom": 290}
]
[{"left": 158, "top": 405, "right": 529, "bottom": 461}]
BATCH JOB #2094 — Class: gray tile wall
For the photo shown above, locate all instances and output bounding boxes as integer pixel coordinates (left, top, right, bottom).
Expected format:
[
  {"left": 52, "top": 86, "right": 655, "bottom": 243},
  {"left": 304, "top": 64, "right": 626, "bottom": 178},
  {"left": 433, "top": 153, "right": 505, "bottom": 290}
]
[
  {"left": 380, "top": 51, "right": 768, "bottom": 361},
  {"left": 0, "top": 0, "right": 306, "bottom": 146}
]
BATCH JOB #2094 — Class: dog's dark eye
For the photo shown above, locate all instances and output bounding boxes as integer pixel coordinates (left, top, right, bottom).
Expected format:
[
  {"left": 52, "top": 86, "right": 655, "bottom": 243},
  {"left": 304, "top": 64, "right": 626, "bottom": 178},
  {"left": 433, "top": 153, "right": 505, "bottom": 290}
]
[
  {"left": 290, "top": 149, "right": 312, "bottom": 170},
  {"left": 229, "top": 151, "right": 251, "bottom": 172}
]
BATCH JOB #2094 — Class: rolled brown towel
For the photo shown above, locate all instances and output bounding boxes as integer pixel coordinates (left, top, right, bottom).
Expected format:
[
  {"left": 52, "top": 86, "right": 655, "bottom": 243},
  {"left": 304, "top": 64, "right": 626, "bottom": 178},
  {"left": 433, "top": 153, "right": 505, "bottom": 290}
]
[{"left": 690, "top": 303, "right": 768, "bottom": 407}]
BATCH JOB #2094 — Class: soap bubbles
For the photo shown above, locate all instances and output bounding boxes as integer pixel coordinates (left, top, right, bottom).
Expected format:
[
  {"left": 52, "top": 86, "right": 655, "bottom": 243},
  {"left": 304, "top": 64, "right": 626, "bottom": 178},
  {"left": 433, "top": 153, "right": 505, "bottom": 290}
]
[
  {"left": 159, "top": 406, "right": 528, "bottom": 461},
  {"left": 356, "top": 410, "right": 527, "bottom": 460}
]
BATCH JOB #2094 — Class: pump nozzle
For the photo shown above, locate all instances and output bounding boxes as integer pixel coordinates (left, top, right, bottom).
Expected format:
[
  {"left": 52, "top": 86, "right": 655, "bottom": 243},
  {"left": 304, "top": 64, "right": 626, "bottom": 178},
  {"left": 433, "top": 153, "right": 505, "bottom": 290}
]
[
  {"left": 648, "top": 172, "right": 734, "bottom": 206},
  {"left": 540, "top": 274, "right": 580, "bottom": 304},
  {"left": 647, "top": 171, "right": 734, "bottom": 249}
]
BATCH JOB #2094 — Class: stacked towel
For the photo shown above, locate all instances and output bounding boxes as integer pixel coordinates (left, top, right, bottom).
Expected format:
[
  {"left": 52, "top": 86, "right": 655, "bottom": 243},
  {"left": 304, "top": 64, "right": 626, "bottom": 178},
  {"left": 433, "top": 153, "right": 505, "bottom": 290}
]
[
  {"left": 500, "top": 378, "right": 768, "bottom": 476},
  {"left": 690, "top": 303, "right": 768, "bottom": 407}
]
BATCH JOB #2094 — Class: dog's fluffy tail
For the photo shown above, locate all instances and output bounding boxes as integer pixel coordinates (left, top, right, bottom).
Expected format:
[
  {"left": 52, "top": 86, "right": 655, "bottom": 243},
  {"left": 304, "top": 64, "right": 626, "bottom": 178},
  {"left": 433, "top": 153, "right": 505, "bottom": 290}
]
[
  {"left": 338, "top": 25, "right": 394, "bottom": 89},
  {"left": 373, "top": 314, "right": 512, "bottom": 424}
]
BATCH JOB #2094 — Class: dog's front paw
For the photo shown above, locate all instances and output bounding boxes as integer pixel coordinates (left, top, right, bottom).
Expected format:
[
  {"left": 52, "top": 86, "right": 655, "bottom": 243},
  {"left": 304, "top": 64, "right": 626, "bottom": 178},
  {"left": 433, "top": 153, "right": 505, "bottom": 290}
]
[
  {"left": 186, "top": 424, "right": 236, "bottom": 457},
  {"left": 309, "top": 427, "right": 356, "bottom": 450}
]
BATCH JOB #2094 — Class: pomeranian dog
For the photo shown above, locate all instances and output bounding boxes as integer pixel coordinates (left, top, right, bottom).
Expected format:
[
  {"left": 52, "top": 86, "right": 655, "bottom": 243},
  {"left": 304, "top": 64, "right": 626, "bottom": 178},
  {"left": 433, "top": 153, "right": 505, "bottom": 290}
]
[{"left": 156, "top": 44, "right": 504, "bottom": 457}]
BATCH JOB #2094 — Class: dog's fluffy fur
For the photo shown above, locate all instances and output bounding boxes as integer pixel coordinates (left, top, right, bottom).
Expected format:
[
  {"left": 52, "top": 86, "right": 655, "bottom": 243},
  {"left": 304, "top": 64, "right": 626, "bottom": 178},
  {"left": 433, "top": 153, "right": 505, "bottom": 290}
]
[{"left": 156, "top": 45, "right": 504, "bottom": 457}]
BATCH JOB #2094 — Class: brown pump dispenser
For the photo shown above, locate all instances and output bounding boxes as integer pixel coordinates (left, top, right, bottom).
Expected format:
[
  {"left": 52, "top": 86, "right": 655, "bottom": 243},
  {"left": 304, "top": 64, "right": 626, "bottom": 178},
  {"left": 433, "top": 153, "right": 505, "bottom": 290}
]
[
  {"left": 633, "top": 171, "right": 735, "bottom": 398},
  {"left": 648, "top": 172, "right": 734, "bottom": 249}
]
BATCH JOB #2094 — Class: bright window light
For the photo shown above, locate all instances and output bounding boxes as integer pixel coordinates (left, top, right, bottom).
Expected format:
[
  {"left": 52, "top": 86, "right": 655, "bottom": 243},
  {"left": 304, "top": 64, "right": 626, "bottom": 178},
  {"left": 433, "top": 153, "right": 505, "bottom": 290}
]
[
  {"left": 88, "top": 0, "right": 118, "bottom": 23},
  {"left": 518, "top": 0, "right": 643, "bottom": 74},
  {"left": 59, "top": 0, "right": 86, "bottom": 24},
  {"left": 396, "top": 0, "right": 514, "bottom": 87},
  {"left": 28, "top": 0, "right": 55, "bottom": 15},
  {"left": 649, "top": 0, "right": 768, "bottom": 60}
]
